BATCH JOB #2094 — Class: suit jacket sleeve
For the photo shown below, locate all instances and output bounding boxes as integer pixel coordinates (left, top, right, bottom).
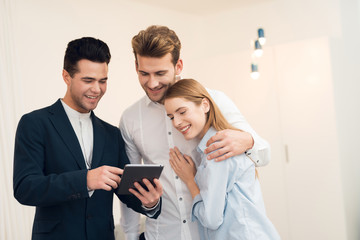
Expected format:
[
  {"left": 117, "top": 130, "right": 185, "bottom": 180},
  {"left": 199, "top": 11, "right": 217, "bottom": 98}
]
[{"left": 13, "top": 114, "right": 89, "bottom": 207}]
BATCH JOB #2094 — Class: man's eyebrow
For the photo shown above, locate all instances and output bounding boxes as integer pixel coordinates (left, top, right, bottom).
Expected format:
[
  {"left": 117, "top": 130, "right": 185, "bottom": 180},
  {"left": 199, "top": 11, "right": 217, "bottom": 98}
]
[
  {"left": 156, "top": 70, "right": 168, "bottom": 73},
  {"left": 138, "top": 70, "right": 168, "bottom": 74},
  {"left": 81, "top": 77, "right": 108, "bottom": 80},
  {"left": 81, "top": 77, "right": 95, "bottom": 80}
]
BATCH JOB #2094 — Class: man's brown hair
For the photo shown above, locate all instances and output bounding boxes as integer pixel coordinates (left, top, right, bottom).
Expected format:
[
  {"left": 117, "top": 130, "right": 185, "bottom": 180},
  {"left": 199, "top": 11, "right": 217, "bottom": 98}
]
[{"left": 132, "top": 25, "right": 181, "bottom": 66}]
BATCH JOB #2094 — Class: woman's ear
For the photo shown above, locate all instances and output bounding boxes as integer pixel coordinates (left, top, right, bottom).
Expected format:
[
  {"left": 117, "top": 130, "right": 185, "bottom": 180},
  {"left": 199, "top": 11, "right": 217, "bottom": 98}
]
[{"left": 201, "top": 98, "right": 210, "bottom": 114}]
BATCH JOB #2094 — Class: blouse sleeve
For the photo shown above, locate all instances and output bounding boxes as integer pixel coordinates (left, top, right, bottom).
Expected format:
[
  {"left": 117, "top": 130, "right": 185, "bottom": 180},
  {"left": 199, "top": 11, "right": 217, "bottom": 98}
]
[{"left": 191, "top": 158, "right": 231, "bottom": 230}]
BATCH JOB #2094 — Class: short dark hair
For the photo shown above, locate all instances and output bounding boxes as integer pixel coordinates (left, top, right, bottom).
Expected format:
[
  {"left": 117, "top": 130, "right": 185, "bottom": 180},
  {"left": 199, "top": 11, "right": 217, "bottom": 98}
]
[{"left": 63, "top": 37, "right": 111, "bottom": 77}]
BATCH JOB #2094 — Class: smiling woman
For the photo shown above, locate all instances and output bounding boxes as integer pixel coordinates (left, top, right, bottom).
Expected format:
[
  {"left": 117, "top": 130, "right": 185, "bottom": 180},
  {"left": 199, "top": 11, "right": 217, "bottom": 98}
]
[
  {"left": 164, "top": 79, "right": 280, "bottom": 240},
  {"left": 165, "top": 97, "right": 209, "bottom": 140}
]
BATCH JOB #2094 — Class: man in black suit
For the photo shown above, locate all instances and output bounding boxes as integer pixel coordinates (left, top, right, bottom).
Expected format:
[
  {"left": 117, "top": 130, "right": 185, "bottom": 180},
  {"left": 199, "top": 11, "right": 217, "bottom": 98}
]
[{"left": 13, "top": 37, "right": 163, "bottom": 240}]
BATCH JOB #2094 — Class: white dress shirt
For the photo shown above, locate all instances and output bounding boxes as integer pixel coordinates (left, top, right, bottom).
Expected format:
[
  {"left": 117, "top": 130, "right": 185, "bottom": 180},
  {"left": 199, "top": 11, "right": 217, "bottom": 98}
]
[
  {"left": 119, "top": 88, "right": 270, "bottom": 240},
  {"left": 61, "top": 100, "right": 93, "bottom": 168},
  {"left": 61, "top": 100, "right": 94, "bottom": 196}
]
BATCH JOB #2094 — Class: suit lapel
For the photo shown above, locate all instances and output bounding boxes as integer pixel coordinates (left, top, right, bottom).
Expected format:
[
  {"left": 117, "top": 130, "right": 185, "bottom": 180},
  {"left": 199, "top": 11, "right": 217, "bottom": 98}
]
[
  {"left": 91, "top": 113, "right": 105, "bottom": 168},
  {"left": 48, "top": 100, "right": 87, "bottom": 170}
]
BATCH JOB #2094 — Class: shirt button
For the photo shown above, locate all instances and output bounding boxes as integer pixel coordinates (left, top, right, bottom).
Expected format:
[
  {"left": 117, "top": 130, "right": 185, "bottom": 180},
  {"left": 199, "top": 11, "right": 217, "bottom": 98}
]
[
  {"left": 168, "top": 132, "right": 171, "bottom": 135},
  {"left": 175, "top": 176, "right": 179, "bottom": 179},
  {"left": 183, "top": 220, "right": 186, "bottom": 223},
  {"left": 179, "top": 197, "right": 183, "bottom": 201}
]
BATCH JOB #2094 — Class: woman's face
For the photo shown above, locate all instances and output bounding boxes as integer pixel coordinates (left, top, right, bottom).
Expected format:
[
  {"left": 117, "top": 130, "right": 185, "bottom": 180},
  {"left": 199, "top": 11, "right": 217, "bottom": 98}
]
[{"left": 165, "top": 97, "right": 209, "bottom": 140}]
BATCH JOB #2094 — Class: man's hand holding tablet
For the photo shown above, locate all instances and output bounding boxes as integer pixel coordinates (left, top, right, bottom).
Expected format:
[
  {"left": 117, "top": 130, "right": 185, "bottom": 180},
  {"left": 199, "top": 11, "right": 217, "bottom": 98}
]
[{"left": 117, "top": 164, "right": 164, "bottom": 208}]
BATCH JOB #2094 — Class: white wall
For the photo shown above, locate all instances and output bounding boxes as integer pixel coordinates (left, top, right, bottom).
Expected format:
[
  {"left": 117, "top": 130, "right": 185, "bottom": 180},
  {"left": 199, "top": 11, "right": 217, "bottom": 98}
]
[
  {"left": 330, "top": 1, "right": 360, "bottom": 240},
  {"left": 3, "top": 0, "right": 360, "bottom": 239},
  {"left": 11, "top": 0, "right": 201, "bottom": 126}
]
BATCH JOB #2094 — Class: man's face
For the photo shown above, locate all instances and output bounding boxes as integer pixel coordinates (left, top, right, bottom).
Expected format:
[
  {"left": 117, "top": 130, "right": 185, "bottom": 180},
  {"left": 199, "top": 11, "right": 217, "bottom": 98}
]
[
  {"left": 136, "top": 53, "right": 183, "bottom": 104},
  {"left": 63, "top": 59, "right": 108, "bottom": 113}
]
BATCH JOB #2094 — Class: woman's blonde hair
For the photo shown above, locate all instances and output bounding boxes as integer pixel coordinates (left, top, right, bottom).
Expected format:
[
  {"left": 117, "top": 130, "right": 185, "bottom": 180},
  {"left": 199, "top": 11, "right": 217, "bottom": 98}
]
[{"left": 164, "top": 78, "right": 238, "bottom": 133}]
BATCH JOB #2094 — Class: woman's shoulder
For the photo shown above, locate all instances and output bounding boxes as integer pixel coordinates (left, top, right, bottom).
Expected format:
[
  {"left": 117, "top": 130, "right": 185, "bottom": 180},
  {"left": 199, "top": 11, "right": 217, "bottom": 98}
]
[{"left": 197, "top": 127, "right": 218, "bottom": 154}]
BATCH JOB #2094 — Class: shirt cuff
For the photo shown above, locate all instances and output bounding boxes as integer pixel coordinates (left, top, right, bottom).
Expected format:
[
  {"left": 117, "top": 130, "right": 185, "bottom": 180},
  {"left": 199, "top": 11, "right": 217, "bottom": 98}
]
[
  {"left": 245, "top": 140, "right": 260, "bottom": 166},
  {"left": 87, "top": 187, "right": 94, "bottom": 197},
  {"left": 191, "top": 194, "right": 202, "bottom": 222},
  {"left": 124, "top": 233, "right": 139, "bottom": 240},
  {"left": 141, "top": 199, "right": 160, "bottom": 217}
]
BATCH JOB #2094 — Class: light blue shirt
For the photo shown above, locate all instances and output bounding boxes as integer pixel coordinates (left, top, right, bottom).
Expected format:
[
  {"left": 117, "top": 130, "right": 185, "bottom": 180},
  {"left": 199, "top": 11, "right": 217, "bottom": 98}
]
[{"left": 191, "top": 127, "right": 280, "bottom": 240}]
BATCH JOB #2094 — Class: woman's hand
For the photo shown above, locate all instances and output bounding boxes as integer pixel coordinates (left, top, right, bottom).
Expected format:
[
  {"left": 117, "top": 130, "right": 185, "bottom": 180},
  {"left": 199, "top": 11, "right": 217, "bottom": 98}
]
[
  {"left": 169, "top": 147, "right": 196, "bottom": 185},
  {"left": 169, "top": 147, "right": 199, "bottom": 198}
]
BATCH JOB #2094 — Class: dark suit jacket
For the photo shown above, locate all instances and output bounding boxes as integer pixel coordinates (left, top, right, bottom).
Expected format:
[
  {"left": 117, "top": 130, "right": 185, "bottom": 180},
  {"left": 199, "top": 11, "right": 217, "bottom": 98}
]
[{"left": 13, "top": 99, "right": 161, "bottom": 240}]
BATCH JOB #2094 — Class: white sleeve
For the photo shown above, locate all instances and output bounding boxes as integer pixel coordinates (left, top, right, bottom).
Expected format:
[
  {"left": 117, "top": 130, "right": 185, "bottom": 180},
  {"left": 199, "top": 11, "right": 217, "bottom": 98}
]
[
  {"left": 210, "top": 89, "right": 270, "bottom": 167},
  {"left": 119, "top": 114, "right": 142, "bottom": 165},
  {"left": 119, "top": 115, "right": 142, "bottom": 240}
]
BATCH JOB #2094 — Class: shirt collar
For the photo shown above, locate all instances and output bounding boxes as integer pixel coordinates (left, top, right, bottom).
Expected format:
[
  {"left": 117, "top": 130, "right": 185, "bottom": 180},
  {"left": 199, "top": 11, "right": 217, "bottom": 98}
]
[
  {"left": 60, "top": 99, "right": 91, "bottom": 120},
  {"left": 144, "top": 94, "right": 164, "bottom": 108},
  {"left": 144, "top": 95, "right": 152, "bottom": 106},
  {"left": 197, "top": 127, "right": 217, "bottom": 154}
]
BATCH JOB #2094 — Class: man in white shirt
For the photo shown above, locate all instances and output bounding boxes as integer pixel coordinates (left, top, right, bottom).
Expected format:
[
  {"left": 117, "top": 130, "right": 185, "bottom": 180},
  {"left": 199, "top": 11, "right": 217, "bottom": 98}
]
[{"left": 120, "top": 25, "right": 270, "bottom": 240}]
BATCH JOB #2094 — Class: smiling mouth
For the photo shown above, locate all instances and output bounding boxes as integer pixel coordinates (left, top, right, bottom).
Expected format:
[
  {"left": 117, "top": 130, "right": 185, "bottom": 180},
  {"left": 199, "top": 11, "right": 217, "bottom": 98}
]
[
  {"left": 85, "top": 95, "right": 99, "bottom": 99},
  {"left": 148, "top": 85, "right": 164, "bottom": 93},
  {"left": 179, "top": 125, "right": 190, "bottom": 134}
]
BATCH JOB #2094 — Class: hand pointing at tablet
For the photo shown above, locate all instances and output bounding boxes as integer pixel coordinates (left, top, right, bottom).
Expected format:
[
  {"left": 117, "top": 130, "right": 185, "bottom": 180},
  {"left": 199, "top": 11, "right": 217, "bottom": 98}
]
[{"left": 87, "top": 166, "right": 123, "bottom": 191}]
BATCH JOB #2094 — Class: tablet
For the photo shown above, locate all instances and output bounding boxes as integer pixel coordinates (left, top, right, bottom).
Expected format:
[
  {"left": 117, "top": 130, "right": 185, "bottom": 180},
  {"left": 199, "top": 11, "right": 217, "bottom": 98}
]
[{"left": 117, "top": 164, "right": 164, "bottom": 195}]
